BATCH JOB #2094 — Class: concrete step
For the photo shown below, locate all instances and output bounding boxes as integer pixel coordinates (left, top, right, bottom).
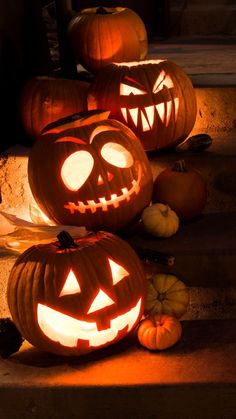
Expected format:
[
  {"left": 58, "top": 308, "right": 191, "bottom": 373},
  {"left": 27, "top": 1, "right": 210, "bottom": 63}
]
[
  {"left": 0, "top": 319, "right": 236, "bottom": 419},
  {"left": 149, "top": 132, "right": 236, "bottom": 215},
  {"left": 168, "top": 1, "right": 236, "bottom": 36},
  {"left": 124, "top": 211, "right": 236, "bottom": 320},
  {"left": 148, "top": 40, "right": 236, "bottom": 86}
]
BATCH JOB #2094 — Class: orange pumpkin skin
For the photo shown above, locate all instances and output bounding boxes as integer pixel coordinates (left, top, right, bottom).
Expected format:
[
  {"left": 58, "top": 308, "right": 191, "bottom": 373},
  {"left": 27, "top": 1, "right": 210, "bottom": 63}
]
[
  {"left": 137, "top": 314, "right": 182, "bottom": 350},
  {"left": 20, "top": 76, "right": 89, "bottom": 139},
  {"left": 68, "top": 7, "right": 148, "bottom": 73},
  {"left": 88, "top": 59, "right": 197, "bottom": 151},
  {"left": 7, "top": 231, "right": 146, "bottom": 356},
  {"left": 152, "top": 161, "right": 207, "bottom": 221},
  {"left": 28, "top": 111, "right": 153, "bottom": 232}
]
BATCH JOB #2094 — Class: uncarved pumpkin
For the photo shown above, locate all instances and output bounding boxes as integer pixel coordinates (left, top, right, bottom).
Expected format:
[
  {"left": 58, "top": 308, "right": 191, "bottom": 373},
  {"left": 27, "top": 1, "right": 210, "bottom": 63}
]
[
  {"left": 142, "top": 203, "right": 179, "bottom": 238},
  {"left": 152, "top": 160, "right": 207, "bottom": 221},
  {"left": 68, "top": 7, "right": 148, "bottom": 73},
  {"left": 7, "top": 230, "right": 146, "bottom": 356},
  {"left": 88, "top": 59, "right": 197, "bottom": 151},
  {"left": 137, "top": 314, "right": 182, "bottom": 350},
  {"left": 20, "top": 76, "right": 89, "bottom": 139},
  {"left": 28, "top": 110, "right": 153, "bottom": 232},
  {"left": 145, "top": 273, "right": 189, "bottom": 319}
]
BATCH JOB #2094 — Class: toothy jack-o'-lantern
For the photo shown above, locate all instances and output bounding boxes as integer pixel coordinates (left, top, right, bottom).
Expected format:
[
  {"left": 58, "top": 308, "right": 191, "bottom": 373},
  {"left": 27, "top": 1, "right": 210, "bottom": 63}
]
[
  {"left": 28, "top": 110, "right": 153, "bottom": 232},
  {"left": 7, "top": 231, "right": 146, "bottom": 356},
  {"left": 88, "top": 60, "right": 197, "bottom": 151}
]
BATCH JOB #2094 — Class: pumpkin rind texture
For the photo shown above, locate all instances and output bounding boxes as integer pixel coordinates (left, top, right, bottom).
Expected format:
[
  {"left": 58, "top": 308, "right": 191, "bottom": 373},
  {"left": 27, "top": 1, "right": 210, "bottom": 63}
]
[
  {"left": 145, "top": 273, "right": 189, "bottom": 318},
  {"left": 138, "top": 314, "right": 182, "bottom": 350},
  {"left": 68, "top": 7, "right": 148, "bottom": 73},
  {"left": 142, "top": 203, "right": 179, "bottom": 237},
  {"left": 7, "top": 231, "right": 146, "bottom": 356},
  {"left": 28, "top": 110, "right": 153, "bottom": 232},
  {"left": 20, "top": 76, "right": 89, "bottom": 139},
  {"left": 152, "top": 161, "right": 207, "bottom": 221},
  {"left": 88, "top": 59, "right": 197, "bottom": 151}
]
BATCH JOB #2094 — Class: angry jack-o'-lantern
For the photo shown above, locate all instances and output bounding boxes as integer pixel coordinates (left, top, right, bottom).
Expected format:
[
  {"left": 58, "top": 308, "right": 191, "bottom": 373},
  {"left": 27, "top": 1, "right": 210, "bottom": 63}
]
[
  {"left": 28, "top": 110, "right": 153, "bottom": 232},
  {"left": 7, "top": 231, "right": 146, "bottom": 355},
  {"left": 88, "top": 60, "right": 197, "bottom": 151}
]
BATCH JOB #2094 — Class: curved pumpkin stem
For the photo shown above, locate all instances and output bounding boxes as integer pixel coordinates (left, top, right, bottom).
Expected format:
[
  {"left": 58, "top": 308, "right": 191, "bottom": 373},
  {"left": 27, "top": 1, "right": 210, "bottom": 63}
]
[
  {"left": 57, "top": 231, "right": 79, "bottom": 249},
  {"left": 96, "top": 6, "right": 113, "bottom": 14},
  {"left": 41, "top": 110, "right": 111, "bottom": 135},
  {"left": 172, "top": 160, "right": 187, "bottom": 173}
]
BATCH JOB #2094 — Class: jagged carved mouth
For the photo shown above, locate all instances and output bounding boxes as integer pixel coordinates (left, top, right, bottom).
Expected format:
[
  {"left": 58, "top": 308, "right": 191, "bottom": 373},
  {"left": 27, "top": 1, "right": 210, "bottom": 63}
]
[
  {"left": 121, "top": 99, "right": 179, "bottom": 132},
  {"left": 64, "top": 164, "right": 142, "bottom": 214},
  {"left": 37, "top": 298, "right": 141, "bottom": 348}
]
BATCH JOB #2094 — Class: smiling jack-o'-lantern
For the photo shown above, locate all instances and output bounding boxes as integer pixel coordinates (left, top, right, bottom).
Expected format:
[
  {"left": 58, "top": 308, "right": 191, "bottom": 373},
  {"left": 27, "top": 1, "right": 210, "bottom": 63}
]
[
  {"left": 28, "top": 110, "right": 153, "bottom": 232},
  {"left": 88, "top": 59, "right": 197, "bottom": 151},
  {"left": 7, "top": 231, "right": 146, "bottom": 355}
]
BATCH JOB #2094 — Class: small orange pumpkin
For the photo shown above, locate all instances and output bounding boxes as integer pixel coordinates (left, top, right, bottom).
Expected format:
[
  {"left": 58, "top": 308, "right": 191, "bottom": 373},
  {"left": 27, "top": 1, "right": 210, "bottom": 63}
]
[
  {"left": 7, "top": 230, "right": 146, "bottom": 356},
  {"left": 20, "top": 76, "right": 89, "bottom": 139},
  {"left": 68, "top": 7, "right": 148, "bottom": 73},
  {"left": 137, "top": 314, "right": 182, "bottom": 350},
  {"left": 152, "top": 160, "right": 207, "bottom": 221}
]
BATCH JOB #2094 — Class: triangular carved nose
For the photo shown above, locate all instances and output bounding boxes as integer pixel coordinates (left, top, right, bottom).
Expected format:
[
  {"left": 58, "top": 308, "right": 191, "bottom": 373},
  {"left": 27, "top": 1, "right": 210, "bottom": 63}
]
[
  {"left": 87, "top": 289, "right": 115, "bottom": 314},
  {"left": 97, "top": 172, "right": 114, "bottom": 185}
]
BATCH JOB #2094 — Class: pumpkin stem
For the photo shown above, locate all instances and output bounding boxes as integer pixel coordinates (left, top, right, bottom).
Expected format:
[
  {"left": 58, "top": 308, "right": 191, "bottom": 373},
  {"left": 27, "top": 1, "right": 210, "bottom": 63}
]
[
  {"left": 57, "top": 231, "right": 79, "bottom": 249},
  {"left": 172, "top": 160, "right": 187, "bottom": 173},
  {"left": 96, "top": 6, "right": 112, "bottom": 14}
]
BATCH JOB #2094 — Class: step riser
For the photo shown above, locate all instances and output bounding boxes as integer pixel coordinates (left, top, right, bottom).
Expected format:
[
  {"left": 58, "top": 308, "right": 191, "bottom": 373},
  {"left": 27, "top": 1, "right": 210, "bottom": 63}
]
[{"left": 169, "top": 7, "right": 236, "bottom": 36}]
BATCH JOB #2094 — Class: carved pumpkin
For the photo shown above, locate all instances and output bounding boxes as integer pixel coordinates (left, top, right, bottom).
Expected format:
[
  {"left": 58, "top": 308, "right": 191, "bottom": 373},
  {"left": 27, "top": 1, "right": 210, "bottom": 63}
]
[
  {"left": 28, "top": 110, "right": 153, "bottom": 232},
  {"left": 20, "top": 76, "right": 89, "bottom": 139},
  {"left": 68, "top": 7, "right": 148, "bottom": 73},
  {"left": 137, "top": 314, "right": 182, "bottom": 350},
  {"left": 145, "top": 273, "right": 189, "bottom": 319},
  {"left": 88, "top": 59, "right": 197, "bottom": 151},
  {"left": 142, "top": 203, "right": 179, "bottom": 238},
  {"left": 152, "top": 160, "right": 207, "bottom": 221},
  {"left": 7, "top": 231, "right": 146, "bottom": 356}
]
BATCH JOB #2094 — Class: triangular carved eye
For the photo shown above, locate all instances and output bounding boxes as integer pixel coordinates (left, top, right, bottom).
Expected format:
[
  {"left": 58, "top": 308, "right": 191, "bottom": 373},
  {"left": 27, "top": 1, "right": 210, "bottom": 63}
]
[
  {"left": 108, "top": 258, "right": 129, "bottom": 285},
  {"left": 59, "top": 269, "right": 81, "bottom": 297},
  {"left": 120, "top": 83, "right": 146, "bottom": 96}
]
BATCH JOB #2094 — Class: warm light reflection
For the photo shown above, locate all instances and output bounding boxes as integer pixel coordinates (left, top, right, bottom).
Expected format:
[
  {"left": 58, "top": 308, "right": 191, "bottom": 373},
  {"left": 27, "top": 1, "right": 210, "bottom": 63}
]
[
  {"left": 61, "top": 151, "right": 94, "bottom": 191},
  {"left": 115, "top": 59, "right": 165, "bottom": 67},
  {"left": 100, "top": 142, "right": 134, "bottom": 168},
  {"left": 37, "top": 298, "right": 142, "bottom": 347},
  {"left": 89, "top": 125, "right": 120, "bottom": 144},
  {"left": 87, "top": 289, "right": 115, "bottom": 314},
  {"left": 108, "top": 258, "right": 129, "bottom": 285},
  {"left": 59, "top": 270, "right": 81, "bottom": 297}
]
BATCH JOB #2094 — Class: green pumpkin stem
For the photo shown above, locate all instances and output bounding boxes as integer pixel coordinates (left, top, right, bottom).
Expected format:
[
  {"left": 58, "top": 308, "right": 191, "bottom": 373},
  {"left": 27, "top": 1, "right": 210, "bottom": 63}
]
[
  {"left": 57, "top": 231, "right": 79, "bottom": 249},
  {"left": 172, "top": 159, "right": 187, "bottom": 173}
]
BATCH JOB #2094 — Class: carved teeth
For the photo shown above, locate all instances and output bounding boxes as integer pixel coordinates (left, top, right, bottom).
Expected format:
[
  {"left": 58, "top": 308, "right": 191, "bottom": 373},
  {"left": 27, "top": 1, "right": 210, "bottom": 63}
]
[
  {"left": 127, "top": 107, "right": 139, "bottom": 126},
  {"left": 140, "top": 110, "right": 150, "bottom": 131},
  {"left": 87, "top": 200, "right": 97, "bottom": 213},
  {"left": 174, "top": 97, "right": 179, "bottom": 121},
  {"left": 155, "top": 103, "right": 165, "bottom": 122},
  {"left": 64, "top": 166, "right": 142, "bottom": 214},
  {"left": 121, "top": 187, "right": 130, "bottom": 201},
  {"left": 98, "top": 197, "right": 108, "bottom": 211},
  {"left": 111, "top": 194, "right": 119, "bottom": 207},
  {"left": 121, "top": 107, "right": 128, "bottom": 122},
  {"left": 144, "top": 105, "right": 155, "bottom": 128}
]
